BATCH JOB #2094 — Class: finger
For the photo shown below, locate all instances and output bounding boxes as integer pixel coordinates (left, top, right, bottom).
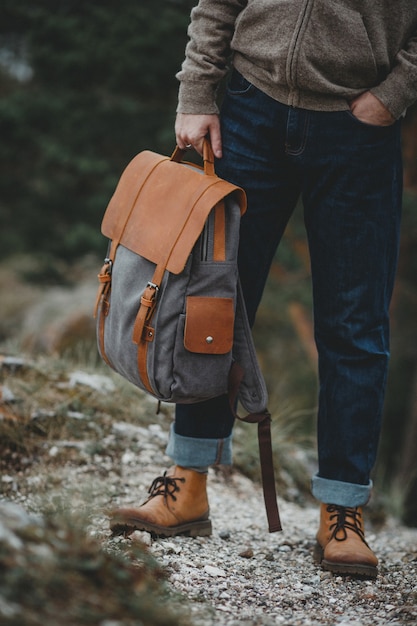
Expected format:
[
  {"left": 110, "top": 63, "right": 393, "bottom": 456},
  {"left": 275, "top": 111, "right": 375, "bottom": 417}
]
[
  {"left": 208, "top": 120, "right": 222, "bottom": 158},
  {"left": 175, "top": 134, "right": 189, "bottom": 150},
  {"left": 193, "top": 138, "right": 204, "bottom": 156},
  {"left": 174, "top": 115, "right": 189, "bottom": 149}
]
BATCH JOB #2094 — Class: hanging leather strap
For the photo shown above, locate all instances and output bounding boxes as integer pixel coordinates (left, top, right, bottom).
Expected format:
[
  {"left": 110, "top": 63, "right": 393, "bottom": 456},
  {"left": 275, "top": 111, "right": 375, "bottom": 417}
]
[{"left": 228, "top": 361, "right": 282, "bottom": 533}]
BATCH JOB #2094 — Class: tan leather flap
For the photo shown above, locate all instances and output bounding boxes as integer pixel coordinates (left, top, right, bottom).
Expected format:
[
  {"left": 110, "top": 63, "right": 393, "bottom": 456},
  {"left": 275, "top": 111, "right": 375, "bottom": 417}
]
[
  {"left": 184, "top": 296, "right": 234, "bottom": 354},
  {"left": 101, "top": 151, "right": 246, "bottom": 275}
]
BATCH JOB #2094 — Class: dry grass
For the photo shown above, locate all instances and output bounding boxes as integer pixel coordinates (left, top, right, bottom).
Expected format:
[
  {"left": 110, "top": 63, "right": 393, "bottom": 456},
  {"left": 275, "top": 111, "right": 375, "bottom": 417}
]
[
  {"left": 0, "top": 505, "right": 191, "bottom": 626},
  {"left": 0, "top": 352, "right": 189, "bottom": 626}
]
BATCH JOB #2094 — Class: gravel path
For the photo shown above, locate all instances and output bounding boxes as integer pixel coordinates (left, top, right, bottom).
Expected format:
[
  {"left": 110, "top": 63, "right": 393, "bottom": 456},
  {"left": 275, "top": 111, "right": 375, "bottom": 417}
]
[
  {"left": 2, "top": 403, "right": 417, "bottom": 625},
  {"left": 92, "top": 421, "right": 417, "bottom": 626}
]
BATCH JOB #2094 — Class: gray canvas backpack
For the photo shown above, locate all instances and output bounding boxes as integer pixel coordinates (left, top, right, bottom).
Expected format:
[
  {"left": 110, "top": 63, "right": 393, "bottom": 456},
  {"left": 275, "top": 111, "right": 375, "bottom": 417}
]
[{"left": 94, "top": 141, "right": 281, "bottom": 532}]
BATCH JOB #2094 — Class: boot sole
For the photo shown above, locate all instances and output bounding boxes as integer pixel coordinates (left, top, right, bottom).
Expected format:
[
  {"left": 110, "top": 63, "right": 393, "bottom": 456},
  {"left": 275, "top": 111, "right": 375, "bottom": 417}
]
[
  {"left": 110, "top": 516, "right": 212, "bottom": 539},
  {"left": 313, "top": 542, "right": 378, "bottom": 579}
]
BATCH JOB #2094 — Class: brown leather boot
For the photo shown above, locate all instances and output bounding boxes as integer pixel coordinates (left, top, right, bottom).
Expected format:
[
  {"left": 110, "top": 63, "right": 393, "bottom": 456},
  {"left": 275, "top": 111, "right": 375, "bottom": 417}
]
[
  {"left": 109, "top": 466, "right": 212, "bottom": 538},
  {"left": 314, "top": 503, "right": 378, "bottom": 578}
]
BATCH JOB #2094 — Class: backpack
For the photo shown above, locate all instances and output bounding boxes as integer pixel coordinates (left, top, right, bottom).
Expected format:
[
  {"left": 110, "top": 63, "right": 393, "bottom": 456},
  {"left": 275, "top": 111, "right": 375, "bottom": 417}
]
[{"left": 94, "top": 140, "right": 281, "bottom": 532}]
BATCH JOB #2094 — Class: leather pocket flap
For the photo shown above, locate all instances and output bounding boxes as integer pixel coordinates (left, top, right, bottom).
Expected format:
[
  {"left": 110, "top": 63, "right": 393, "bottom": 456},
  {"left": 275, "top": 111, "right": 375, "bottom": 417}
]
[{"left": 184, "top": 296, "right": 234, "bottom": 354}]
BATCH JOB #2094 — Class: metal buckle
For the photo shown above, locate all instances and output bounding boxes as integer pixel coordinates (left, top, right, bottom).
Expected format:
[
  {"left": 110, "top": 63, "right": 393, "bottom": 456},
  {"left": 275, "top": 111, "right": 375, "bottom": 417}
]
[
  {"left": 104, "top": 257, "right": 113, "bottom": 274},
  {"left": 147, "top": 281, "right": 160, "bottom": 301},
  {"left": 147, "top": 281, "right": 159, "bottom": 292}
]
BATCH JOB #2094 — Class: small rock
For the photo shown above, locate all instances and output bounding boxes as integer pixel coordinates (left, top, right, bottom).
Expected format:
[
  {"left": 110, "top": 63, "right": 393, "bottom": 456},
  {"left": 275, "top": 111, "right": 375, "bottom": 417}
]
[
  {"left": 121, "top": 451, "right": 136, "bottom": 465},
  {"left": 0, "top": 386, "right": 16, "bottom": 404},
  {"left": 278, "top": 544, "right": 291, "bottom": 552},
  {"left": 204, "top": 565, "right": 226, "bottom": 577},
  {"left": 219, "top": 591, "right": 230, "bottom": 600},
  {"left": 161, "top": 541, "right": 182, "bottom": 554},
  {"left": 0, "top": 596, "right": 21, "bottom": 618},
  {"left": 130, "top": 531, "right": 152, "bottom": 546},
  {"left": 67, "top": 411, "right": 86, "bottom": 419},
  {"left": 112, "top": 422, "right": 149, "bottom": 439},
  {"left": 68, "top": 370, "right": 116, "bottom": 393},
  {"left": 0, "top": 356, "right": 27, "bottom": 371},
  {"left": 31, "top": 409, "right": 56, "bottom": 420},
  {"left": 218, "top": 530, "right": 230, "bottom": 540},
  {"left": 239, "top": 548, "right": 254, "bottom": 559}
]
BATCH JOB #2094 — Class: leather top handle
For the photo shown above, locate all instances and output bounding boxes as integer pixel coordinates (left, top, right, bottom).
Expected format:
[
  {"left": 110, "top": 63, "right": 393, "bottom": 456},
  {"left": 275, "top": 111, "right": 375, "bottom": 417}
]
[
  {"left": 202, "top": 139, "right": 215, "bottom": 176},
  {"left": 170, "top": 138, "right": 215, "bottom": 176}
]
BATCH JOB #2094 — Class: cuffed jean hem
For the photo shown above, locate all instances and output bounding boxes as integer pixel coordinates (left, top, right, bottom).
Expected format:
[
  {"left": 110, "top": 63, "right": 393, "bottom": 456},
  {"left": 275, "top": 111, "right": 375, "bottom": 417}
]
[
  {"left": 165, "top": 423, "right": 233, "bottom": 467},
  {"left": 311, "top": 474, "right": 373, "bottom": 507}
]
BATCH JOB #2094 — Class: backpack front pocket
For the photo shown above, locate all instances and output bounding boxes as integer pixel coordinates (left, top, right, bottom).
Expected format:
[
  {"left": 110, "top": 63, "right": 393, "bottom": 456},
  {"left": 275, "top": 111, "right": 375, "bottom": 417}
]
[{"left": 184, "top": 296, "right": 234, "bottom": 354}]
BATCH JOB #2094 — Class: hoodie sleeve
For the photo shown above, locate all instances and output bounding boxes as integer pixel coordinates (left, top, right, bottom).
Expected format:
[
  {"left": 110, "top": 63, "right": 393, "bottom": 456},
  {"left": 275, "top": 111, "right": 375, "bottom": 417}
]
[
  {"left": 176, "top": 0, "right": 247, "bottom": 114},
  {"left": 371, "top": 29, "right": 417, "bottom": 119}
]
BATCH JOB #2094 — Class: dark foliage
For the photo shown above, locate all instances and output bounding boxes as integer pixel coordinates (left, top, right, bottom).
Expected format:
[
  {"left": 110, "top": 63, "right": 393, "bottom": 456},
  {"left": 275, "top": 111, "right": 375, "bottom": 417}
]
[{"left": 0, "top": 0, "right": 195, "bottom": 259}]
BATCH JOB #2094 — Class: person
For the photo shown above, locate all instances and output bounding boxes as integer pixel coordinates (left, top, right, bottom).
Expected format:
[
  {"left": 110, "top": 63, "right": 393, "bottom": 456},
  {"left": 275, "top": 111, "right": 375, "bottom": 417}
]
[{"left": 110, "top": 1, "right": 417, "bottom": 579}]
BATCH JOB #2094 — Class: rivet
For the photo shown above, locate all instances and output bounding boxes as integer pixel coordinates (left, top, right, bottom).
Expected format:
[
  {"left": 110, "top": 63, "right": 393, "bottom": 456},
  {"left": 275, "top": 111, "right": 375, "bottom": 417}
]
[{"left": 206, "top": 336, "right": 213, "bottom": 344}]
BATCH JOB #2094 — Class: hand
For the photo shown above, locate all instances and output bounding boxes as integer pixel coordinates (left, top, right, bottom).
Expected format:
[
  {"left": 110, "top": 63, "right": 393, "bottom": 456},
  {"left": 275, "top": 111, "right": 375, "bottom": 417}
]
[
  {"left": 175, "top": 113, "right": 222, "bottom": 158},
  {"left": 349, "top": 91, "right": 396, "bottom": 127}
]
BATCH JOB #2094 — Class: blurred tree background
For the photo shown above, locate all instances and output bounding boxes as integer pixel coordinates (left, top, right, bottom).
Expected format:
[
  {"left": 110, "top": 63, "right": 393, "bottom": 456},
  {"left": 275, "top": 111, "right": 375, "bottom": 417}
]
[
  {"left": 0, "top": 0, "right": 416, "bottom": 525},
  {"left": 0, "top": 0, "right": 195, "bottom": 261}
]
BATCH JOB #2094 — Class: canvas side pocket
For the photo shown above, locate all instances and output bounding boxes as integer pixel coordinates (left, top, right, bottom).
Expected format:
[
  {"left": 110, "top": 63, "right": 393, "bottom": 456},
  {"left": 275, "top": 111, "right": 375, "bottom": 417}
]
[{"left": 170, "top": 298, "right": 234, "bottom": 402}]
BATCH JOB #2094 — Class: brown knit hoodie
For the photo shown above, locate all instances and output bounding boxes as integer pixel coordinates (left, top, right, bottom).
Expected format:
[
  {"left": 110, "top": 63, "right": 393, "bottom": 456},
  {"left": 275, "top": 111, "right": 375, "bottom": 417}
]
[{"left": 177, "top": 0, "right": 417, "bottom": 119}]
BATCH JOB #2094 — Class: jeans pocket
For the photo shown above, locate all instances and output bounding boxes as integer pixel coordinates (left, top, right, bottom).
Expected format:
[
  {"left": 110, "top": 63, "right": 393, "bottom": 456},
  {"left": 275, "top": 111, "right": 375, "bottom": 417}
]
[
  {"left": 226, "top": 69, "right": 255, "bottom": 96},
  {"left": 344, "top": 109, "right": 396, "bottom": 131}
]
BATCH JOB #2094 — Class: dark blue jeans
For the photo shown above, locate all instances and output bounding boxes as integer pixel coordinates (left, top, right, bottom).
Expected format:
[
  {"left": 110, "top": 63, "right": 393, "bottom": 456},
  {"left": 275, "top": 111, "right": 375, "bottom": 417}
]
[{"left": 170, "top": 70, "right": 402, "bottom": 506}]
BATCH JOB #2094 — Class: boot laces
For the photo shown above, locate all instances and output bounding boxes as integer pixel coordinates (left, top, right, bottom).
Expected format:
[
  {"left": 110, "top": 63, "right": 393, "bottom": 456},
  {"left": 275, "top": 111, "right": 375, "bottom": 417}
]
[
  {"left": 327, "top": 505, "right": 368, "bottom": 545},
  {"left": 148, "top": 471, "right": 186, "bottom": 503}
]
